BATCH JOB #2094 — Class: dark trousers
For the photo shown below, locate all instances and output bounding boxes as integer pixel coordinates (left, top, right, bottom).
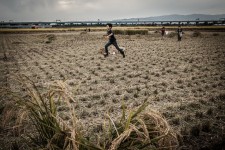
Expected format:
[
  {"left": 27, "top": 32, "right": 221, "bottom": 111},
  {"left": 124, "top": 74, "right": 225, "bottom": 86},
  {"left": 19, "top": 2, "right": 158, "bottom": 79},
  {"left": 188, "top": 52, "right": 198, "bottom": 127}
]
[
  {"left": 105, "top": 40, "right": 123, "bottom": 55},
  {"left": 178, "top": 34, "right": 182, "bottom": 41}
]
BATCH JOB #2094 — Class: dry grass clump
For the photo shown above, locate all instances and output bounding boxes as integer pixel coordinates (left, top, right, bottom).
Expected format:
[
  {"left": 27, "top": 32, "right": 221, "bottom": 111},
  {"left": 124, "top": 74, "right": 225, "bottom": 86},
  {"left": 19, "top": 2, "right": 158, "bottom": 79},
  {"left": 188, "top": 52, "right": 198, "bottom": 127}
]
[
  {"left": 167, "top": 32, "right": 177, "bottom": 38},
  {"left": 46, "top": 34, "right": 56, "bottom": 43},
  {"left": 80, "top": 31, "right": 88, "bottom": 35},
  {"left": 192, "top": 31, "right": 202, "bottom": 37},
  {"left": 100, "top": 101, "right": 179, "bottom": 150},
  {"left": 4, "top": 75, "right": 99, "bottom": 150},
  {"left": 113, "top": 29, "right": 148, "bottom": 35},
  {"left": 212, "top": 33, "right": 220, "bottom": 36},
  {"left": 0, "top": 93, "right": 6, "bottom": 115},
  {"left": 190, "top": 125, "right": 201, "bottom": 137}
]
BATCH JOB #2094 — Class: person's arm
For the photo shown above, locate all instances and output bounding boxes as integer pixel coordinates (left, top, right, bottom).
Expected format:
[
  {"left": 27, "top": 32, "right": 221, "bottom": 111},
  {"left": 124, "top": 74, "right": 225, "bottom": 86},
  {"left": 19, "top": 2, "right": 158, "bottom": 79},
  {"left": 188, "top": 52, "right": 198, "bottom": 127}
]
[
  {"left": 103, "top": 33, "right": 113, "bottom": 39},
  {"left": 107, "top": 33, "right": 113, "bottom": 38}
]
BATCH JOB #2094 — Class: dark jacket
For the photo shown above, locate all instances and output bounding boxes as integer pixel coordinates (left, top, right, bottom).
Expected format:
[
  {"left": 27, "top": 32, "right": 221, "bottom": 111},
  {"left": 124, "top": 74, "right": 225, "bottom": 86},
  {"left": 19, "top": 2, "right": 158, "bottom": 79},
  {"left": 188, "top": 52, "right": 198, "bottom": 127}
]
[{"left": 107, "top": 29, "right": 116, "bottom": 42}]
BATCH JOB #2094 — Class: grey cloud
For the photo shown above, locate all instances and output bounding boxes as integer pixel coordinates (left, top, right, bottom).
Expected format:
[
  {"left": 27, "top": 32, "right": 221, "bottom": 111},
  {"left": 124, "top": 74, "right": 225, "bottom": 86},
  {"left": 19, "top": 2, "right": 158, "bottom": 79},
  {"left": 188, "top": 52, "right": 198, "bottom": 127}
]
[
  {"left": 0, "top": 0, "right": 225, "bottom": 21},
  {"left": 1, "top": 0, "right": 47, "bottom": 11}
]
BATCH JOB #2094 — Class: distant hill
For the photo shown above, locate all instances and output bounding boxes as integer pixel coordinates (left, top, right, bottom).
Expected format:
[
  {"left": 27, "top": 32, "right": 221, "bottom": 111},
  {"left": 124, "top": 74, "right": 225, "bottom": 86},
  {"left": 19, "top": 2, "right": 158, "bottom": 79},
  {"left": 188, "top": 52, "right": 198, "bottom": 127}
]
[{"left": 114, "top": 14, "right": 225, "bottom": 21}]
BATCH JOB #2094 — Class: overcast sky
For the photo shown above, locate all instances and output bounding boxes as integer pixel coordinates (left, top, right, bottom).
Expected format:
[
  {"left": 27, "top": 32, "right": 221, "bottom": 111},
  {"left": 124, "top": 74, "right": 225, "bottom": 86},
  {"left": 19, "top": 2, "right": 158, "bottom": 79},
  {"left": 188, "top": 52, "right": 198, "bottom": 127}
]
[{"left": 0, "top": 0, "right": 225, "bottom": 22}]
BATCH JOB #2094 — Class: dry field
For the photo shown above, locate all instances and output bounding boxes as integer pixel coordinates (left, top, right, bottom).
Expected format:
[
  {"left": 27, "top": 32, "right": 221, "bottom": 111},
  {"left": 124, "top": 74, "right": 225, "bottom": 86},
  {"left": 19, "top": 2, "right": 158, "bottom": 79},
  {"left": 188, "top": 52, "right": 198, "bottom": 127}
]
[{"left": 0, "top": 30, "right": 225, "bottom": 149}]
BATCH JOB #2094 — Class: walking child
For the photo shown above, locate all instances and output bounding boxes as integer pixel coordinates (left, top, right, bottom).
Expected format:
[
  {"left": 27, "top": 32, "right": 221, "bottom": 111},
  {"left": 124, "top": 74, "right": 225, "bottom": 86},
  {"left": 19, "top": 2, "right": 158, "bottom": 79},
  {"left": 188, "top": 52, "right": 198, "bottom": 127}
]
[
  {"left": 177, "top": 26, "right": 183, "bottom": 41},
  {"left": 104, "top": 23, "right": 125, "bottom": 58},
  {"left": 177, "top": 26, "right": 183, "bottom": 48},
  {"left": 161, "top": 27, "right": 166, "bottom": 40}
]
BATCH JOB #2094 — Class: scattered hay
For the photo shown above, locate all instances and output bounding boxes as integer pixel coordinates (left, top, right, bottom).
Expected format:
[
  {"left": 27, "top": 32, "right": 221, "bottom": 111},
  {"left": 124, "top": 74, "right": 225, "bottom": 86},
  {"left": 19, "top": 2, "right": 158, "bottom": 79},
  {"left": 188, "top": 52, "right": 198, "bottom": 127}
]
[
  {"left": 192, "top": 31, "right": 202, "bottom": 37},
  {"left": 212, "top": 33, "right": 220, "bottom": 36},
  {"left": 154, "top": 30, "right": 159, "bottom": 33},
  {"left": 168, "top": 32, "right": 177, "bottom": 38},
  {"left": 80, "top": 31, "right": 88, "bottom": 35},
  {"left": 3, "top": 52, "right": 7, "bottom": 61},
  {"left": 12, "top": 41, "right": 26, "bottom": 45},
  {"left": 99, "top": 48, "right": 105, "bottom": 55},
  {"left": 45, "top": 34, "right": 56, "bottom": 43}
]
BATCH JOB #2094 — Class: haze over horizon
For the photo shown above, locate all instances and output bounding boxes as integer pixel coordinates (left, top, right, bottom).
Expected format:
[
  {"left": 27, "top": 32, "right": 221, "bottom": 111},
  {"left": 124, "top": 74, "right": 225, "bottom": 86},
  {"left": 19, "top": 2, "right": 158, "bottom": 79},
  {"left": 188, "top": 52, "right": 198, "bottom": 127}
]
[{"left": 0, "top": 0, "right": 225, "bottom": 22}]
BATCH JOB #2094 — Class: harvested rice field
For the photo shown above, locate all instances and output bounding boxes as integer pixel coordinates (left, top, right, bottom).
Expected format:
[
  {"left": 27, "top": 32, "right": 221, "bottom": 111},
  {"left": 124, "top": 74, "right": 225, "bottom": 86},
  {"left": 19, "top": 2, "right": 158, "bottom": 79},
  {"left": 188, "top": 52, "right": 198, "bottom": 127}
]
[{"left": 0, "top": 30, "right": 225, "bottom": 149}]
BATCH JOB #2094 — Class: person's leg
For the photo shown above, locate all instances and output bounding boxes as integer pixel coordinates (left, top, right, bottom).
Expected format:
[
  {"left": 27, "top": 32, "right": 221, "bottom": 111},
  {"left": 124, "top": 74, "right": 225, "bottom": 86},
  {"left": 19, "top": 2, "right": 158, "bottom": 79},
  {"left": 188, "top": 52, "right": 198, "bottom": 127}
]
[
  {"left": 162, "top": 34, "right": 164, "bottom": 40},
  {"left": 178, "top": 35, "right": 181, "bottom": 41},
  {"left": 112, "top": 41, "right": 125, "bottom": 58},
  {"left": 104, "top": 41, "right": 112, "bottom": 57}
]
